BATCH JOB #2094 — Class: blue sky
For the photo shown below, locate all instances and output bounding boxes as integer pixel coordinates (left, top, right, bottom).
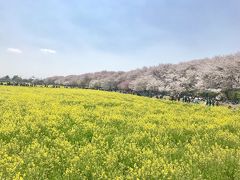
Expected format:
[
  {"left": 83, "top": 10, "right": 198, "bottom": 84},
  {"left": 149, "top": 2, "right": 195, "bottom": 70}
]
[{"left": 0, "top": 0, "right": 239, "bottom": 77}]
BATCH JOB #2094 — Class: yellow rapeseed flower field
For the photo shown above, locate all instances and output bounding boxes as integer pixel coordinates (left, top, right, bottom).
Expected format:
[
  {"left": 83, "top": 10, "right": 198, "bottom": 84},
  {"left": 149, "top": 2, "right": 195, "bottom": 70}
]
[{"left": 0, "top": 86, "right": 240, "bottom": 179}]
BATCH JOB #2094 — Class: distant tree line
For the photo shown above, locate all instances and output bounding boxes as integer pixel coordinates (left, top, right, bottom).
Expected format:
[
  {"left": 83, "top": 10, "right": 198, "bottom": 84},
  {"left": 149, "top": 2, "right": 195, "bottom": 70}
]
[
  {"left": 0, "top": 74, "right": 239, "bottom": 104},
  {"left": 1, "top": 53, "right": 240, "bottom": 103},
  {"left": 0, "top": 75, "right": 44, "bottom": 86}
]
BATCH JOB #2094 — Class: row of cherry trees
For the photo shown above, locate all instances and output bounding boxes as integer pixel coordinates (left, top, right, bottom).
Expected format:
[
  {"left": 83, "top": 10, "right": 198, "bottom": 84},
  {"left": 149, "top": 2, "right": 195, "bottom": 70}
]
[
  {"left": 1, "top": 53, "right": 240, "bottom": 100},
  {"left": 44, "top": 53, "right": 240, "bottom": 94}
]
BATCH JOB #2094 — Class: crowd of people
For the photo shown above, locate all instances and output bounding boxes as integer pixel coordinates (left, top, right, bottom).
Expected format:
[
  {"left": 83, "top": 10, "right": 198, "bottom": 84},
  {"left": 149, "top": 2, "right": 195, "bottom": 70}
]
[{"left": 165, "top": 95, "right": 221, "bottom": 106}]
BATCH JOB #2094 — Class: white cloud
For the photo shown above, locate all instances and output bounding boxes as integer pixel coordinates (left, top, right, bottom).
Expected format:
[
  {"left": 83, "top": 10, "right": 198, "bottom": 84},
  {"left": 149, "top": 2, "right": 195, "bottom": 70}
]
[
  {"left": 7, "top": 48, "right": 22, "bottom": 54},
  {"left": 40, "top": 48, "right": 56, "bottom": 54}
]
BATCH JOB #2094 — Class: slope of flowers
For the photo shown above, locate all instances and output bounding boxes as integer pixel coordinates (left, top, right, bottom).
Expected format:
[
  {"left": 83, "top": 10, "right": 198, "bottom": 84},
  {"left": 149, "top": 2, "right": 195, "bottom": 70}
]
[{"left": 0, "top": 86, "right": 240, "bottom": 179}]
